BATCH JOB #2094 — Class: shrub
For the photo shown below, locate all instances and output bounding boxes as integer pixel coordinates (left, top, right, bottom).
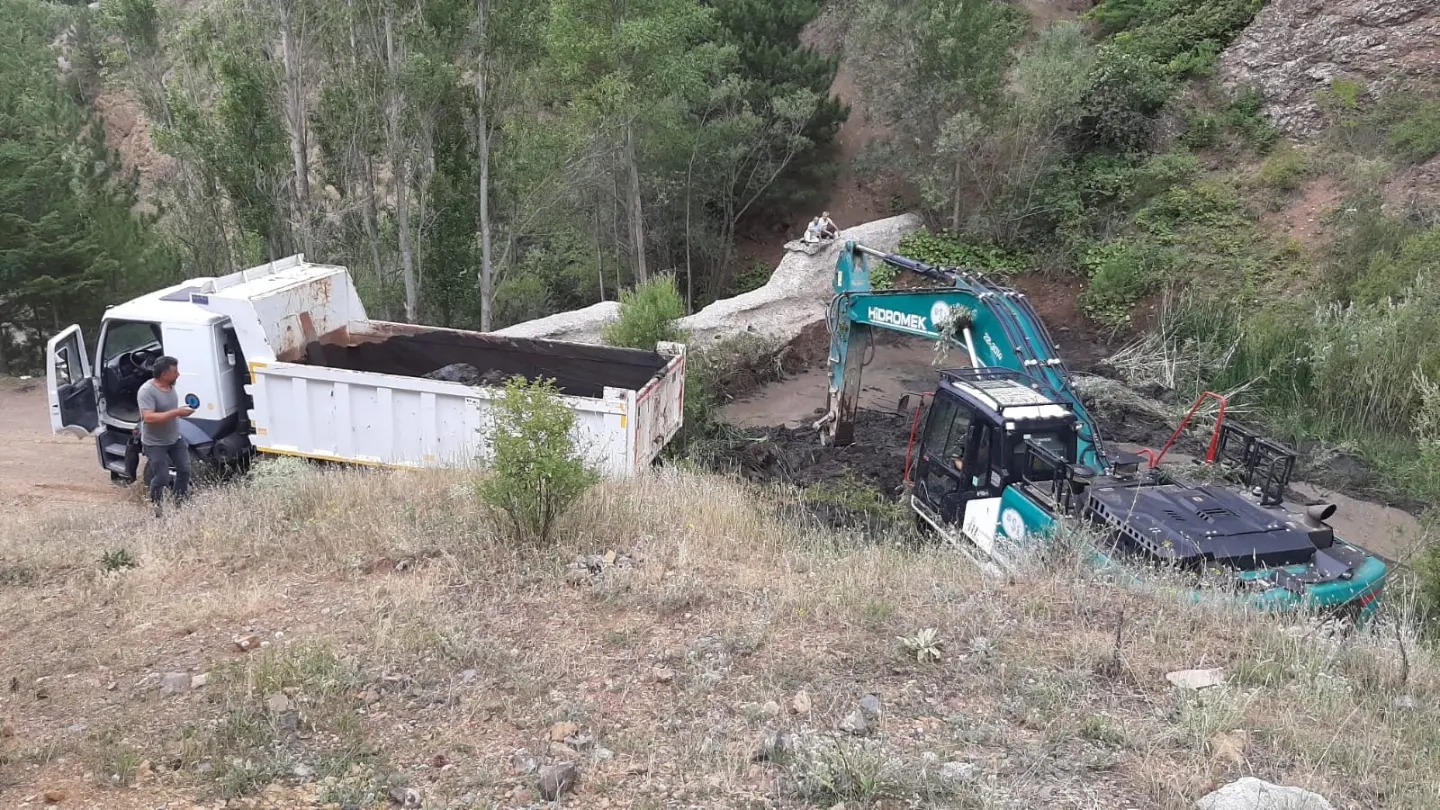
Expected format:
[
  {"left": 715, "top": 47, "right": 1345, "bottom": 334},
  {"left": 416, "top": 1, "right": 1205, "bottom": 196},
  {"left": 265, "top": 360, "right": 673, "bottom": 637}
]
[
  {"left": 477, "top": 376, "right": 598, "bottom": 546},
  {"left": 1079, "top": 238, "right": 1172, "bottom": 327},
  {"left": 897, "top": 229, "right": 1029, "bottom": 273},
  {"left": 1073, "top": 48, "right": 1174, "bottom": 153},
  {"left": 1256, "top": 142, "right": 1308, "bottom": 190},
  {"left": 602, "top": 275, "right": 688, "bottom": 350},
  {"left": 1386, "top": 98, "right": 1440, "bottom": 164}
]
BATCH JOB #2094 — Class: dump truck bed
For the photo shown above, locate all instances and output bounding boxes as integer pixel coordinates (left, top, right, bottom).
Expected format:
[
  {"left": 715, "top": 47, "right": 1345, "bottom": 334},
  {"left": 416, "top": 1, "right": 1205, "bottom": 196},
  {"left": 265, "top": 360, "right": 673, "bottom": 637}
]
[{"left": 191, "top": 255, "right": 686, "bottom": 476}]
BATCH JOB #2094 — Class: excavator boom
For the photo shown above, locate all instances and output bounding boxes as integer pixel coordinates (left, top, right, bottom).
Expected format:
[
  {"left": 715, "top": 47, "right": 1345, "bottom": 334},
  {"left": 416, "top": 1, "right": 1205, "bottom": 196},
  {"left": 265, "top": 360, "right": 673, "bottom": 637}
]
[{"left": 819, "top": 241, "right": 1107, "bottom": 470}]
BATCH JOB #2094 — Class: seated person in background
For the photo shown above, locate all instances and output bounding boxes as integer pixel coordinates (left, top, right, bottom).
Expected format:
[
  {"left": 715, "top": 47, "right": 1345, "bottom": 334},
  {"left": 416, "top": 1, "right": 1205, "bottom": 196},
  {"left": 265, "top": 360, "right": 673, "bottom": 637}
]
[
  {"left": 802, "top": 216, "right": 823, "bottom": 243},
  {"left": 818, "top": 211, "right": 839, "bottom": 239}
]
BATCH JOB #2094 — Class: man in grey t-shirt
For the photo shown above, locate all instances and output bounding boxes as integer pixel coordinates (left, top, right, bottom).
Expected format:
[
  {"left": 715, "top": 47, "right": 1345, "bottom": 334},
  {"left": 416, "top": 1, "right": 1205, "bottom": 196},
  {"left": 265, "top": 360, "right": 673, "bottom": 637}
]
[{"left": 137, "top": 355, "right": 195, "bottom": 514}]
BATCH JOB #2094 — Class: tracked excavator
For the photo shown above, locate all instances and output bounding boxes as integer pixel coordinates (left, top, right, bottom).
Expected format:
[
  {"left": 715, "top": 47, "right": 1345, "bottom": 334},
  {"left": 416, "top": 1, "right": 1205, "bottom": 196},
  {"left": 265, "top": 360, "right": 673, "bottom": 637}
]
[{"left": 815, "top": 241, "right": 1388, "bottom": 622}]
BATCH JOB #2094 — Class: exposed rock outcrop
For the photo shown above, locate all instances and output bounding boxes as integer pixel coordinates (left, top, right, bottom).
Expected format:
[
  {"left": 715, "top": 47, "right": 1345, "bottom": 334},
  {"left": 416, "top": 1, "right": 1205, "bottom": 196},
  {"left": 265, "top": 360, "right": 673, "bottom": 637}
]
[
  {"left": 494, "top": 213, "right": 924, "bottom": 350},
  {"left": 1218, "top": 0, "right": 1440, "bottom": 135}
]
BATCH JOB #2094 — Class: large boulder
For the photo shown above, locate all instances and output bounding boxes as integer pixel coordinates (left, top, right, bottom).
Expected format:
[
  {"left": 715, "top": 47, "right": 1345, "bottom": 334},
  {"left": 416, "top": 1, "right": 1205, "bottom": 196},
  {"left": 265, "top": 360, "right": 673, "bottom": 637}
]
[
  {"left": 491, "top": 300, "right": 619, "bottom": 344},
  {"left": 1217, "top": 0, "right": 1440, "bottom": 136},
  {"left": 493, "top": 213, "right": 924, "bottom": 351},
  {"left": 1196, "top": 777, "right": 1333, "bottom": 810}
]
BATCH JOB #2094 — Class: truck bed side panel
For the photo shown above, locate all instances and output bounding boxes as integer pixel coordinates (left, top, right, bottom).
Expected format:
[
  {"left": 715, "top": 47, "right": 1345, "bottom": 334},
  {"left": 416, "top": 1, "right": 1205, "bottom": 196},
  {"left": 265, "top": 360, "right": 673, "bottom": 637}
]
[{"left": 248, "top": 363, "right": 632, "bottom": 474}]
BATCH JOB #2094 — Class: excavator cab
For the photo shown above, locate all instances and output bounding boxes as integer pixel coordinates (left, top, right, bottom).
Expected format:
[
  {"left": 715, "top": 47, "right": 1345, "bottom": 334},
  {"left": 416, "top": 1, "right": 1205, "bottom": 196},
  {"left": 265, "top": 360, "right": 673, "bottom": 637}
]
[{"left": 906, "top": 369, "right": 1080, "bottom": 531}]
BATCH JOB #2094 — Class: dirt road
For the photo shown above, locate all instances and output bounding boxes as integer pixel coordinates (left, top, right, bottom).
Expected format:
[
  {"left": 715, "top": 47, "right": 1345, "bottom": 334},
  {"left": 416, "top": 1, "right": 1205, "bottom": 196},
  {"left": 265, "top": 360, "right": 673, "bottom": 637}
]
[{"left": 0, "top": 378, "right": 119, "bottom": 508}]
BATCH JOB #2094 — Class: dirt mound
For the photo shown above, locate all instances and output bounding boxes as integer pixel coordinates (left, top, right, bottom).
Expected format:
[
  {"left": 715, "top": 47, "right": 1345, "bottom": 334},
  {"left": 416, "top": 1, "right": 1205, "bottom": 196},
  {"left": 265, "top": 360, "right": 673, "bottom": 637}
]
[{"left": 713, "top": 410, "right": 916, "bottom": 498}]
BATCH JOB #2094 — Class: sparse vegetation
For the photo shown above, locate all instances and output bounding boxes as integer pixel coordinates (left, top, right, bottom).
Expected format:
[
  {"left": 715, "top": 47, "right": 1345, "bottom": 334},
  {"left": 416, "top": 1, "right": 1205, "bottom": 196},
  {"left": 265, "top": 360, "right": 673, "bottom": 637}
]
[{"left": 3, "top": 464, "right": 1440, "bottom": 807}]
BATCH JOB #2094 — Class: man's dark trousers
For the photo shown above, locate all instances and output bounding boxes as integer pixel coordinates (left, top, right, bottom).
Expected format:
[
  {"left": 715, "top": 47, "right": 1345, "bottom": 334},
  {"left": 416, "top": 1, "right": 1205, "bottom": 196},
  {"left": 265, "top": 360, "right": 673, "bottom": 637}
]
[{"left": 144, "top": 437, "right": 192, "bottom": 505}]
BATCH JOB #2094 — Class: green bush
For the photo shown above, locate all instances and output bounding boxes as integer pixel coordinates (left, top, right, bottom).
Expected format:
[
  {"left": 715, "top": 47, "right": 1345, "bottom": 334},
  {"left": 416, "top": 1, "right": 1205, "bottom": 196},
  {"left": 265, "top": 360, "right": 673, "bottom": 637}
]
[
  {"left": 601, "top": 275, "right": 688, "bottom": 350},
  {"left": 1386, "top": 99, "right": 1440, "bottom": 164},
  {"left": 493, "top": 274, "right": 551, "bottom": 329},
  {"left": 897, "top": 229, "right": 1030, "bottom": 274},
  {"left": 1256, "top": 143, "right": 1309, "bottom": 190},
  {"left": 1223, "top": 87, "right": 1279, "bottom": 150},
  {"left": 1079, "top": 238, "right": 1172, "bottom": 327},
  {"left": 477, "top": 376, "right": 599, "bottom": 546},
  {"left": 1352, "top": 226, "right": 1440, "bottom": 306},
  {"left": 1324, "top": 197, "right": 1418, "bottom": 300},
  {"left": 1074, "top": 48, "right": 1174, "bottom": 153},
  {"left": 1092, "top": 0, "right": 1265, "bottom": 79}
]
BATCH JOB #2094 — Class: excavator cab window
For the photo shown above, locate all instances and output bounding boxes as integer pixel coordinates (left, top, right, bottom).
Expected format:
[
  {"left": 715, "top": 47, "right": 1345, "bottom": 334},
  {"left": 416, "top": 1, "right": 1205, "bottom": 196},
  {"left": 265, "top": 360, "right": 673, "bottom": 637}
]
[{"left": 914, "top": 390, "right": 1000, "bottom": 525}]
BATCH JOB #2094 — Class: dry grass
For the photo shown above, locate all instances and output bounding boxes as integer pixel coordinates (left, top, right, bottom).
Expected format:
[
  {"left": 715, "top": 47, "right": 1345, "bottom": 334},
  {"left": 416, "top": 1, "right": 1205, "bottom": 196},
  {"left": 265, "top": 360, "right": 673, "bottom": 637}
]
[{"left": 1, "top": 461, "right": 1438, "bottom": 809}]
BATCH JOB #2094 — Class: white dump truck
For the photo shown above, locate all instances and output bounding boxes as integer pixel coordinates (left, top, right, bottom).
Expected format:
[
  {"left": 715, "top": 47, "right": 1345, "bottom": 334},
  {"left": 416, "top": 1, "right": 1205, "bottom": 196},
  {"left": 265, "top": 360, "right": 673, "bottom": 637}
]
[{"left": 45, "top": 254, "right": 686, "bottom": 480}]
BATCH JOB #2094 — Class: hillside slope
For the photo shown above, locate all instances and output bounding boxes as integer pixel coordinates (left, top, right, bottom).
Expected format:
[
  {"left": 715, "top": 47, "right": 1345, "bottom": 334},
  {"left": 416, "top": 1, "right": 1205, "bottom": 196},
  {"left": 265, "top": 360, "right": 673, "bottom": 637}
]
[{"left": 1, "top": 460, "right": 1437, "bottom": 809}]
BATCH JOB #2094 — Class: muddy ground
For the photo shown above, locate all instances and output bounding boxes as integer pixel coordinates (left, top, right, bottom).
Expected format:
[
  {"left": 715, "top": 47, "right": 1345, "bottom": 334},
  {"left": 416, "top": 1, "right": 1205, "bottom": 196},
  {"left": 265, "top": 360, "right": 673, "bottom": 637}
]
[{"left": 712, "top": 331, "right": 1430, "bottom": 563}]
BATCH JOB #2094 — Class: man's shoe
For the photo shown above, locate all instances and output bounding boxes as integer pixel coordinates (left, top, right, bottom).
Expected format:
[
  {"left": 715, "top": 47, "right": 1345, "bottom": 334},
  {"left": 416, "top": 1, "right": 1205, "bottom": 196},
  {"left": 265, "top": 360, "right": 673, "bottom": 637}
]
[{"left": 153, "top": 502, "right": 163, "bottom": 518}]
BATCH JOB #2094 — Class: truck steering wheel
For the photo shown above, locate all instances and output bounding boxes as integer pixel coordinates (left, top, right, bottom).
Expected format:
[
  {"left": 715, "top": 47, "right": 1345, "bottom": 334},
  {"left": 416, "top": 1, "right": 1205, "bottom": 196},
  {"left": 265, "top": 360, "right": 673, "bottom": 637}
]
[{"left": 126, "top": 349, "right": 159, "bottom": 373}]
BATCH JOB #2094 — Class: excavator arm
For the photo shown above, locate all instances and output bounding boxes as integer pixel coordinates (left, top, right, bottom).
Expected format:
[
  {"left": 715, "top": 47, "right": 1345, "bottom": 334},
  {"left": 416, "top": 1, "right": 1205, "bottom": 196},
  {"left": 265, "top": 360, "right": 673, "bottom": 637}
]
[{"left": 817, "top": 241, "right": 1108, "bottom": 472}]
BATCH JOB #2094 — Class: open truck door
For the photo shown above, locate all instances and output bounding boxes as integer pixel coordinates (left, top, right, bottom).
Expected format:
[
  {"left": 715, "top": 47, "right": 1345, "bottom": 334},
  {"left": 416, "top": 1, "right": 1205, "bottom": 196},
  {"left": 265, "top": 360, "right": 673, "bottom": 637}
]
[{"left": 46, "top": 324, "right": 99, "bottom": 438}]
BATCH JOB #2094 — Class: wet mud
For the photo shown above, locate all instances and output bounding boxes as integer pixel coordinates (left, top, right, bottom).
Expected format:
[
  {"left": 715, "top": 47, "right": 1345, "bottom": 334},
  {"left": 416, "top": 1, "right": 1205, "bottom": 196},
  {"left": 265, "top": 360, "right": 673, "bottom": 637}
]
[{"left": 301, "top": 331, "right": 668, "bottom": 398}]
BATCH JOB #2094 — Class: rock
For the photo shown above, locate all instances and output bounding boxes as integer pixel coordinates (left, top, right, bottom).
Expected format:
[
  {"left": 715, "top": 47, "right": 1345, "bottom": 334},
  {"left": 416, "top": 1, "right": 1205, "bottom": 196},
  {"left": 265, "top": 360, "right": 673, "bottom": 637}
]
[
  {"left": 292, "top": 764, "right": 315, "bottom": 779},
  {"left": 265, "top": 693, "right": 292, "bottom": 713},
  {"left": 858, "top": 694, "right": 882, "bottom": 719},
  {"left": 496, "top": 214, "right": 923, "bottom": 347},
  {"left": 190, "top": 673, "right": 209, "bottom": 689},
  {"left": 549, "top": 721, "right": 581, "bottom": 742},
  {"left": 387, "top": 785, "right": 422, "bottom": 808},
  {"left": 234, "top": 634, "right": 262, "bottom": 652},
  {"left": 652, "top": 667, "right": 675, "bottom": 684},
  {"left": 511, "top": 749, "right": 537, "bottom": 775},
  {"left": 761, "top": 700, "right": 782, "bottom": 718},
  {"left": 791, "top": 690, "right": 812, "bottom": 715},
  {"left": 160, "top": 672, "right": 190, "bottom": 695},
  {"left": 510, "top": 787, "right": 537, "bottom": 805},
  {"left": 753, "top": 730, "right": 792, "bottom": 761},
  {"left": 538, "top": 762, "right": 580, "bottom": 801},
  {"left": 422, "top": 362, "right": 482, "bottom": 384},
  {"left": 1217, "top": 0, "right": 1440, "bottom": 136},
  {"left": 838, "top": 709, "right": 869, "bottom": 735},
  {"left": 458, "top": 669, "right": 477, "bottom": 684},
  {"left": 1166, "top": 668, "right": 1226, "bottom": 690},
  {"left": 43, "top": 789, "right": 67, "bottom": 803},
  {"left": 1196, "top": 777, "right": 1333, "bottom": 810},
  {"left": 939, "top": 761, "right": 978, "bottom": 788}
]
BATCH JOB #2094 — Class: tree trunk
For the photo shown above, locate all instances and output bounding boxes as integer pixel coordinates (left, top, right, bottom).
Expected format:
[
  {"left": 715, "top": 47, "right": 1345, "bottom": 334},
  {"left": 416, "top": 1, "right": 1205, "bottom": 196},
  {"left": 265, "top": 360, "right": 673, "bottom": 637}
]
[
  {"left": 279, "top": 0, "right": 312, "bottom": 253},
  {"left": 475, "top": 0, "right": 495, "bottom": 330},
  {"left": 623, "top": 122, "right": 648, "bottom": 283},
  {"left": 385, "top": 8, "right": 418, "bottom": 322},
  {"left": 951, "top": 158, "right": 963, "bottom": 233}
]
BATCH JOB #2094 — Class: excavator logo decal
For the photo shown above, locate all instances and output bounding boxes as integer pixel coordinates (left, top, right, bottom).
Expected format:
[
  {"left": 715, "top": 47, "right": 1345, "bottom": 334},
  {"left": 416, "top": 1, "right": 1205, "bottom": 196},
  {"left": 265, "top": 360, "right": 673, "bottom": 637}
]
[
  {"left": 983, "top": 332, "right": 1004, "bottom": 363},
  {"left": 867, "top": 306, "right": 930, "bottom": 333}
]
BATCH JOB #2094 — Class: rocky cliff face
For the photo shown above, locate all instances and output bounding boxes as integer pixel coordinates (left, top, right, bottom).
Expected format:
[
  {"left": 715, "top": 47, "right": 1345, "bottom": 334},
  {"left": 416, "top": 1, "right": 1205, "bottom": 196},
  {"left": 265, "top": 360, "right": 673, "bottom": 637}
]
[{"left": 1218, "top": 0, "right": 1440, "bottom": 135}]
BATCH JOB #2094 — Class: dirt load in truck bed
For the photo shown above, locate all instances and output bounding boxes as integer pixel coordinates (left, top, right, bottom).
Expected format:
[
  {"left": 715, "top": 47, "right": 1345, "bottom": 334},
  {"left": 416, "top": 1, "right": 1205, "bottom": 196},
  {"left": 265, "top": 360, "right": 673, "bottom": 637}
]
[{"left": 299, "top": 330, "right": 668, "bottom": 398}]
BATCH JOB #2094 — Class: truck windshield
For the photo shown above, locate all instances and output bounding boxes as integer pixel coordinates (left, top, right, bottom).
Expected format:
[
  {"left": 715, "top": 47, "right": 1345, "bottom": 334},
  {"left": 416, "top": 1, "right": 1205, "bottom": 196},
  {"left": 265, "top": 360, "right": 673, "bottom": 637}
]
[{"left": 101, "top": 321, "right": 162, "bottom": 362}]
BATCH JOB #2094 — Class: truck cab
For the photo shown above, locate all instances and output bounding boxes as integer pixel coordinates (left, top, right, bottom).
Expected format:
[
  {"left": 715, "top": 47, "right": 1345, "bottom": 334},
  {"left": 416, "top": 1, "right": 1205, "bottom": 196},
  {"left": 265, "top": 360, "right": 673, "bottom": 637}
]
[{"left": 46, "top": 280, "right": 253, "bottom": 481}]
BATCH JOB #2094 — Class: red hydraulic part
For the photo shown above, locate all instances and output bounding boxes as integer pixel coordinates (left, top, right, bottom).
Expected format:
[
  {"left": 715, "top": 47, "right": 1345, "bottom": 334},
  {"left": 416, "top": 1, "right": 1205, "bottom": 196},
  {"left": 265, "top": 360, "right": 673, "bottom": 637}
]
[
  {"left": 903, "top": 392, "right": 934, "bottom": 485},
  {"left": 1144, "top": 391, "right": 1229, "bottom": 469}
]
